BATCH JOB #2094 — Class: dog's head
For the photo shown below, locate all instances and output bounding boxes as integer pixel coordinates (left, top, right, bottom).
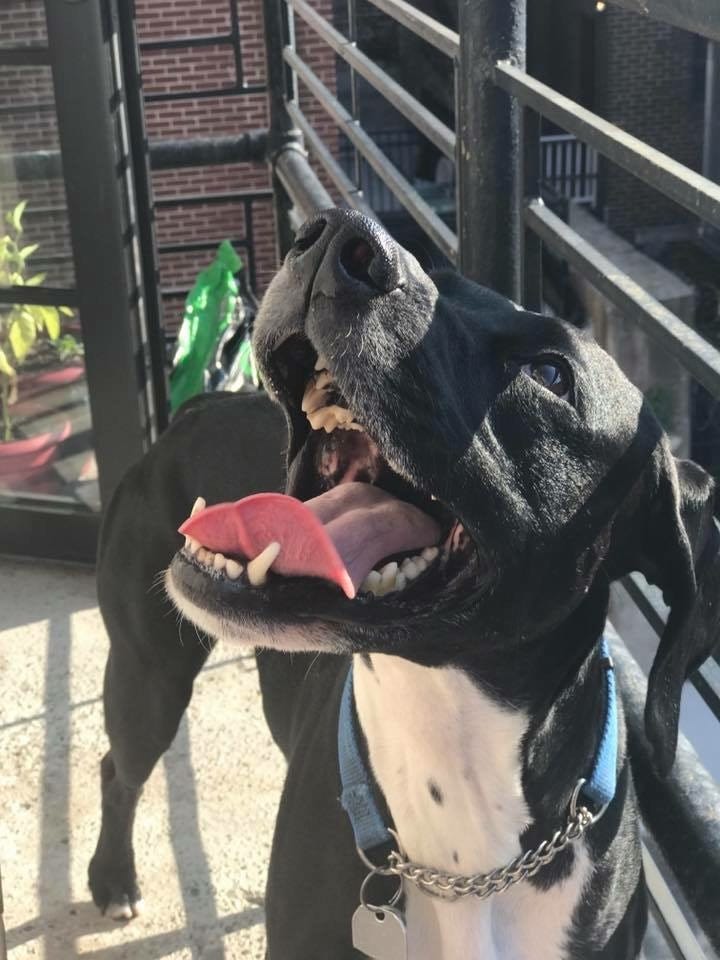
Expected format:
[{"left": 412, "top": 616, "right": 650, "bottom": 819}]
[{"left": 167, "top": 208, "right": 719, "bottom": 774}]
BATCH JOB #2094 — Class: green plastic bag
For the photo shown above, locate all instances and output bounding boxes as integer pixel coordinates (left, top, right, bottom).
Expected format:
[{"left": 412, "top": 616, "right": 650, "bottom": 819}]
[{"left": 169, "top": 240, "right": 241, "bottom": 412}]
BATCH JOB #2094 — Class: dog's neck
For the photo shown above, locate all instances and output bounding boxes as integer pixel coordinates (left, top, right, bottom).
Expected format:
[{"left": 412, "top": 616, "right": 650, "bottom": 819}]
[
  {"left": 353, "top": 652, "right": 530, "bottom": 874},
  {"left": 352, "top": 628, "right": 608, "bottom": 959}
]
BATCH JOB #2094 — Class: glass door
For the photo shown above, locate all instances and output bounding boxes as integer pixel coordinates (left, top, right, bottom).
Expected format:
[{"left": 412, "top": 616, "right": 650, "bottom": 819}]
[{"left": 0, "top": 0, "right": 166, "bottom": 561}]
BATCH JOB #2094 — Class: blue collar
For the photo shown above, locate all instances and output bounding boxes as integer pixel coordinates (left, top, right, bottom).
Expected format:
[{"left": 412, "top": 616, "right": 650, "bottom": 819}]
[{"left": 338, "top": 636, "right": 618, "bottom": 855}]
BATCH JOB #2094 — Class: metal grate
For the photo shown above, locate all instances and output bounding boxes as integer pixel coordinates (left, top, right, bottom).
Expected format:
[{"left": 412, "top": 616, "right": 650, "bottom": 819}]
[{"left": 262, "top": 0, "right": 720, "bottom": 955}]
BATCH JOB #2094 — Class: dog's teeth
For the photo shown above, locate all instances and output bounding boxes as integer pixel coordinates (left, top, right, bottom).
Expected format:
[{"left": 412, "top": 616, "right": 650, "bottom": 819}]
[
  {"left": 225, "top": 558, "right": 243, "bottom": 580},
  {"left": 302, "top": 386, "right": 328, "bottom": 414},
  {"left": 196, "top": 547, "right": 209, "bottom": 564},
  {"left": 213, "top": 552, "right": 226, "bottom": 571},
  {"left": 187, "top": 537, "right": 200, "bottom": 555},
  {"left": 325, "top": 405, "right": 353, "bottom": 424},
  {"left": 421, "top": 547, "right": 439, "bottom": 563},
  {"left": 395, "top": 572, "right": 407, "bottom": 592},
  {"left": 315, "top": 369, "right": 334, "bottom": 389},
  {"left": 191, "top": 496, "right": 206, "bottom": 517},
  {"left": 315, "top": 354, "right": 330, "bottom": 371},
  {"left": 380, "top": 561, "right": 398, "bottom": 590},
  {"left": 339, "top": 421, "right": 364, "bottom": 432},
  {"left": 361, "top": 570, "right": 382, "bottom": 594},
  {"left": 247, "top": 541, "right": 281, "bottom": 586},
  {"left": 307, "top": 407, "right": 335, "bottom": 431},
  {"left": 403, "top": 560, "right": 419, "bottom": 580},
  {"left": 415, "top": 557, "right": 428, "bottom": 573}
]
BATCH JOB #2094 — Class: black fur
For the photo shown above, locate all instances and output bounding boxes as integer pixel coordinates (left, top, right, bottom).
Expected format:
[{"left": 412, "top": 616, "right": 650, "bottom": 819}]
[{"left": 90, "top": 209, "right": 720, "bottom": 958}]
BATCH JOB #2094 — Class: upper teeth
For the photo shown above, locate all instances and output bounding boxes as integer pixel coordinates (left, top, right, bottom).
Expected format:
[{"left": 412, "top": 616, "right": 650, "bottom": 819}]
[{"left": 302, "top": 368, "right": 364, "bottom": 434}]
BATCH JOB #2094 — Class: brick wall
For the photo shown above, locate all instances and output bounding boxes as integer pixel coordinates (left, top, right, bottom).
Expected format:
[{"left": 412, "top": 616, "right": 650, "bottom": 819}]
[
  {"left": 0, "top": 0, "right": 75, "bottom": 288},
  {"left": 135, "top": 0, "right": 340, "bottom": 328},
  {"left": 1, "top": 0, "right": 339, "bottom": 330},
  {"left": 595, "top": 9, "right": 705, "bottom": 240}
]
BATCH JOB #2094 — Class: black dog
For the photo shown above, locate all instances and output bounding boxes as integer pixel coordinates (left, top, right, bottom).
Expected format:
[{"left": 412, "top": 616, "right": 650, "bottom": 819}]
[{"left": 90, "top": 209, "right": 720, "bottom": 959}]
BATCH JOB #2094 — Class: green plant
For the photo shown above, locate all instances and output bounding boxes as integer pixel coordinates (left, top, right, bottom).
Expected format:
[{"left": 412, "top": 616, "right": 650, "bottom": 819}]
[{"left": 0, "top": 201, "right": 73, "bottom": 441}]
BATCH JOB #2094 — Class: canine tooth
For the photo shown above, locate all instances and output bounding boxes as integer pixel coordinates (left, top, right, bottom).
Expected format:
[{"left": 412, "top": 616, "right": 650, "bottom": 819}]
[
  {"left": 421, "top": 547, "right": 439, "bottom": 563},
  {"left": 213, "top": 552, "right": 226, "bottom": 571},
  {"left": 315, "top": 369, "right": 334, "bottom": 390},
  {"left": 323, "top": 417, "right": 339, "bottom": 434},
  {"left": 187, "top": 537, "right": 200, "bottom": 555},
  {"left": 247, "top": 542, "right": 281, "bottom": 586},
  {"left": 191, "top": 496, "right": 206, "bottom": 517},
  {"left": 225, "top": 558, "right": 243, "bottom": 580},
  {"left": 315, "top": 354, "right": 330, "bottom": 371}
]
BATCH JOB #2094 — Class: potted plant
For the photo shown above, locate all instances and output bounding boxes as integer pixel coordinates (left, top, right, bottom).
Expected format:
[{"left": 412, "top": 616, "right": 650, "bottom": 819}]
[{"left": 0, "top": 201, "right": 77, "bottom": 478}]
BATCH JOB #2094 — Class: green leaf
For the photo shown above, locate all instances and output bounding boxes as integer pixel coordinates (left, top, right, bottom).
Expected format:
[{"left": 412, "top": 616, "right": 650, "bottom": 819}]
[
  {"left": 0, "top": 346, "right": 15, "bottom": 379},
  {"left": 58, "top": 306, "right": 74, "bottom": 317},
  {"left": 24, "top": 273, "right": 46, "bottom": 287},
  {"left": 10, "top": 200, "right": 27, "bottom": 233},
  {"left": 33, "top": 305, "right": 60, "bottom": 340},
  {"left": 19, "top": 243, "right": 39, "bottom": 260},
  {"left": 8, "top": 310, "right": 36, "bottom": 361}
]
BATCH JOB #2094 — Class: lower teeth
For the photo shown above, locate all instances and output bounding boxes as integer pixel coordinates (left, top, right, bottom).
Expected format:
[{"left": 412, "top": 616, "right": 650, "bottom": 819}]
[{"left": 360, "top": 547, "right": 439, "bottom": 597}]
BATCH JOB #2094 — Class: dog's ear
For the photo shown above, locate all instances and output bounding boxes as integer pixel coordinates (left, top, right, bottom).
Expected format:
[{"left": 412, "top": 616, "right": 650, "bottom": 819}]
[{"left": 627, "top": 445, "right": 720, "bottom": 776}]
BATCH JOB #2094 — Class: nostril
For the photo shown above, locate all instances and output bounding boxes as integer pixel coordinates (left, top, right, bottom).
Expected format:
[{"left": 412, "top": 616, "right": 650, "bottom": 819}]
[
  {"left": 340, "top": 237, "right": 375, "bottom": 284},
  {"left": 294, "top": 217, "right": 327, "bottom": 253}
]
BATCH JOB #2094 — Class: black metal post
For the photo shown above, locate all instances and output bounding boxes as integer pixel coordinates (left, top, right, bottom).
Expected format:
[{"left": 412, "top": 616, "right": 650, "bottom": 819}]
[
  {"left": 522, "top": 107, "right": 542, "bottom": 311},
  {"left": 262, "top": 0, "right": 303, "bottom": 258},
  {"left": 116, "top": 0, "right": 169, "bottom": 434},
  {"left": 456, "top": 0, "right": 526, "bottom": 300},
  {"left": 46, "top": 0, "right": 149, "bottom": 505}
]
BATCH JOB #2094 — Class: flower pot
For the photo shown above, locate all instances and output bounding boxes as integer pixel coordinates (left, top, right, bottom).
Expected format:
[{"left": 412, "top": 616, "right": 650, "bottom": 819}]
[
  {"left": 14, "top": 364, "right": 85, "bottom": 402},
  {"left": 0, "top": 420, "right": 72, "bottom": 478}
]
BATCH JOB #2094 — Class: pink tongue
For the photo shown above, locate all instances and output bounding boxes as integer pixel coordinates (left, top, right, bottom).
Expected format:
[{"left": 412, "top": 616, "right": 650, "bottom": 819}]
[{"left": 179, "top": 483, "right": 441, "bottom": 598}]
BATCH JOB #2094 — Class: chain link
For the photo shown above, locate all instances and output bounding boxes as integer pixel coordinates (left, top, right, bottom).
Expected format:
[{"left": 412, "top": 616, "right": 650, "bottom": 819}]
[{"left": 380, "top": 801, "right": 597, "bottom": 902}]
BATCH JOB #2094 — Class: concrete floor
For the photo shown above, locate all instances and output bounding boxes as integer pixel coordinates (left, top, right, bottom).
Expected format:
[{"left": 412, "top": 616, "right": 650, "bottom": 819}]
[{"left": 0, "top": 557, "right": 285, "bottom": 959}]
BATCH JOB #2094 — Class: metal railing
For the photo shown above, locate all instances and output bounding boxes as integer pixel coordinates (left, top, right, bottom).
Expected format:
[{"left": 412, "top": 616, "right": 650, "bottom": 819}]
[
  {"left": 541, "top": 134, "right": 598, "bottom": 205},
  {"left": 260, "top": 0, "right": 720, "bottom": 955}
]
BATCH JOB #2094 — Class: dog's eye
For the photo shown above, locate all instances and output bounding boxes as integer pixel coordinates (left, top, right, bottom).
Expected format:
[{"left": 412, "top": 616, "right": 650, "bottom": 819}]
[{"left": 520, "top": 360, "right": 571, "bottom": 400}]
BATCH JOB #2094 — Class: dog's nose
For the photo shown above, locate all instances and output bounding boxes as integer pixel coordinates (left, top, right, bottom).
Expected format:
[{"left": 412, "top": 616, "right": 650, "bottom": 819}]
[{"left": 290, "top": 208, "right": 401, "bottom": 297}]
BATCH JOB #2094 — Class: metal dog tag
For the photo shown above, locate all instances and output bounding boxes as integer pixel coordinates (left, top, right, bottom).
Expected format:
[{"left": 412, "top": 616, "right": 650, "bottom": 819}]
[{"left": 352, "top": 904, "right": 407, "bottom": 960}]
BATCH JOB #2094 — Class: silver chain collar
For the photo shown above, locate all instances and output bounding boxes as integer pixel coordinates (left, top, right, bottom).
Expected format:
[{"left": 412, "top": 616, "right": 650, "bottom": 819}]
[{"left": 359, "top": 778, "right": 606, "bottom": 906}]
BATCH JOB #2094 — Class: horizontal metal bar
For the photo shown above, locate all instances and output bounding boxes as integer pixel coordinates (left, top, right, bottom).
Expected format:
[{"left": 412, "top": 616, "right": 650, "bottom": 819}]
[
  {"left": 524, "top": 200, "right": 720, "bottom": 398},
  {"left": 3, "top": 131, "right": 270, "bottom": 183},
  {"left": 0, "top": 286, "right": 78, "bottom": 307},
  {"left": 286, "top": 100, "right": 374, "bottom": 217},
  {"left": 139, "top": 33, "right": 234, "bottom": 52},
  {"left": 158, "top": 238, "right": 245, "bottom": 255},
  {"left": 285, "top": 48, "right": 458, "bottom": 262},
  {"left": 621, "top": 573, "right": 720, "bottom": 720},
  {"left": 608, "top": 0, "right": 720, "bottom": 44},
  {"left": 274, "top": 146, "right": 333, "bottom": 219},
  {"left": 144, "top": 83, "right": 266, "bottom": 103},
  {"left": 363, "top": 0, "right": 458, "bottom": 59},
  {"left": 610, "top": 636, "right": 720, "bottom": 950},
  {"left": 154, "top": 189, "right": 273, "bottom": 208},
  {"left": 0, "top": 46, "right": 51, "bottom": 66},
  {"left": 149, "top": 131, "right": 268, "bottom": 168},
  {"left": 287, "top": 0, "right": 455, "bottom": 160},
  {"left": 496, "top": 61, "right": 720, "bottom": 231}
]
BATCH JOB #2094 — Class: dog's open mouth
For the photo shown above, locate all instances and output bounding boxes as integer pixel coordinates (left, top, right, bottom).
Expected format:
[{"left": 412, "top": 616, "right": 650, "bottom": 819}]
[{"left": 174, "top": 335, "right": 479, "bottom": 613}]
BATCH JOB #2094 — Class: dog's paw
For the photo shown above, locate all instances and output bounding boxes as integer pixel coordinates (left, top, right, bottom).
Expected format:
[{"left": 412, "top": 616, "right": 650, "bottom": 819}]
[{"left": 88, "top": 855, "right": 144, "bottom": 921}]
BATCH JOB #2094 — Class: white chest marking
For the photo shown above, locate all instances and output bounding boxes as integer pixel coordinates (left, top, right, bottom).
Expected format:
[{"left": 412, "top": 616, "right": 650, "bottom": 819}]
[{"left": 353, "top": 654, "right": 592, "bottom": 960}]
